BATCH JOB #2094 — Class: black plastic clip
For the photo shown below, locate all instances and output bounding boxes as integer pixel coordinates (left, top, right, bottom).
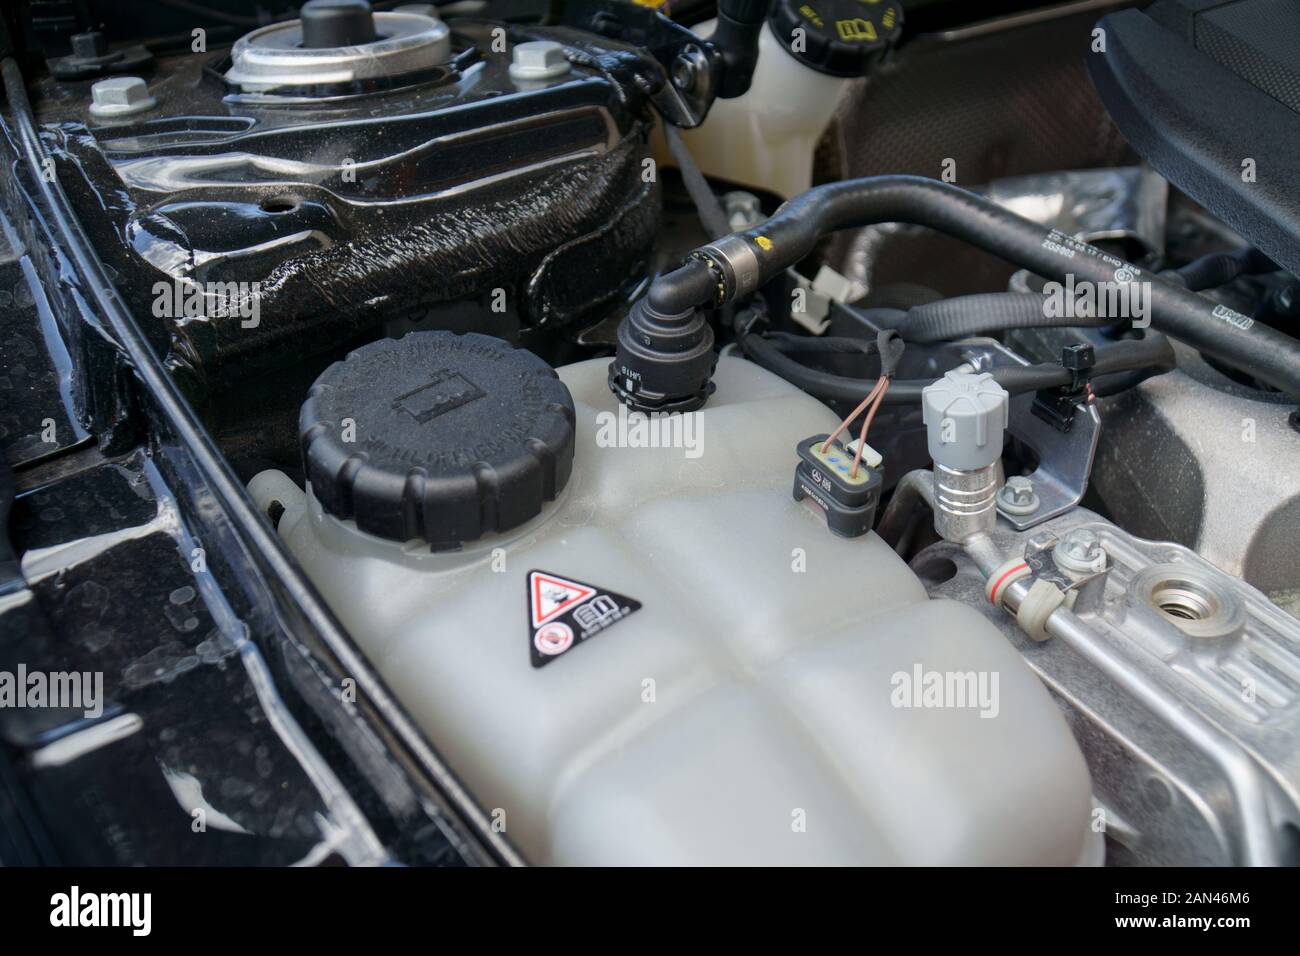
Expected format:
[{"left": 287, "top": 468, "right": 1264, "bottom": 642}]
[{"left": 1031, "top": 343, "right": 1096, "bottom": 433}]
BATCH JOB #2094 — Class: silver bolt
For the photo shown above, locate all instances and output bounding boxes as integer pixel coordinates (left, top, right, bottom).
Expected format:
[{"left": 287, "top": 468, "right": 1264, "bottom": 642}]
[
  {"left": 1061, "top": 528, "right": 1100, "bottom": 560},
  {"left": 997, "top": 475, "right": 1040, "bottom": 515},
  {"left": 1055, "top": 527, "right": 1108, "bottom": 574},
  {"left": 671, "top": 44, "right": 709, "bottom": 94},
  {"left": 508, "top": 40, "right": 570, "bottom": 81},
  {"left": 722, "top": 191, "right": 763, "bottom": 231},
  {"left": 89, "top": 76, "right": 156, "bottom": 119},
  {"left": 671, "top": 55, "right": 697, "bottom": 92}
]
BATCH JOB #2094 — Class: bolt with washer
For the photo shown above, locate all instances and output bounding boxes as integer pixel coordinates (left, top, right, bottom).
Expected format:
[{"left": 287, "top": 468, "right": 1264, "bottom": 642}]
[
  {"left": 1054, "top": 527, "right": 1108, "bottom": 574},
  {"left": 721, "top": 191, "right": 763, "bottom": 231},
  {"left": 671, "top": 45, "right": 709, "bottom": 94},
  {"left": 998, "top": 475, "right": 1040, "bottom": 516},
  {"left": 509, "top": 41, "right": 570, "bottom": 81},
  {"left": 89, "top": 76, "right": 156, "bottom": 119}
]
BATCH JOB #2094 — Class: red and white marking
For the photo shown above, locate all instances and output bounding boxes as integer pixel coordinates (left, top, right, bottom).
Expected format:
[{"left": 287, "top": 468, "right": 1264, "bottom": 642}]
[
  {"left": 534, "top": 622, "right": 575, "bottom": 656},
  {"left": 529, "top": 571, "right": 596, "bottom": 628}
]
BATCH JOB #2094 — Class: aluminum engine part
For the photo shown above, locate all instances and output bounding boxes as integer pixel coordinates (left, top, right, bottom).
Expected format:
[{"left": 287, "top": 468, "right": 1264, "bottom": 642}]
[
  {"left": 932, "top": 463, "right": 1002, "bottom": 542},
  {"left": 1092, "top": 358, "right": 1300, "bottom": 606},
  {"left": 1005, "top": 323, "right": 1300, "bottom": 606},
  {"left": 915, "top": 508, "right": 1300, "bottom": 866},
  {"left": 985, "top": 166, "right": 1168, "bottom": 259},
  {"left": 953, "top": 162, "right": 1299, "bottom": 605}
]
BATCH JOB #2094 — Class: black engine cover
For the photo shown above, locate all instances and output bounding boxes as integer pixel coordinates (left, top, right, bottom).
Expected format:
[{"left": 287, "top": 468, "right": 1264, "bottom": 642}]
[{"left": 1089, "top": 0, "right": 1300, "bottom": 276}]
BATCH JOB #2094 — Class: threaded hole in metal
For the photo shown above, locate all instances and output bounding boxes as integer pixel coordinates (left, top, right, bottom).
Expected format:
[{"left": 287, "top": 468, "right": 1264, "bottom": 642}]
[{"left": 1151, "top": 579, "right": 1219, "bottom": 623}]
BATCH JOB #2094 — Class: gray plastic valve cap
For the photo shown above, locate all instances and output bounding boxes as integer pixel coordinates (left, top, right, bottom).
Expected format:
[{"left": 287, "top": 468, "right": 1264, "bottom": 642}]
[{"left": 921, "top": 369, "right": 1010, "bottom": 470}]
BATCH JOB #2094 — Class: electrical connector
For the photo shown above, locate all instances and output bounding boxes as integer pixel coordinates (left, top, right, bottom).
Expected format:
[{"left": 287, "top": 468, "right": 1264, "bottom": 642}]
[{"left": 793, "top": 434, "right": 882, "bottom": 537}]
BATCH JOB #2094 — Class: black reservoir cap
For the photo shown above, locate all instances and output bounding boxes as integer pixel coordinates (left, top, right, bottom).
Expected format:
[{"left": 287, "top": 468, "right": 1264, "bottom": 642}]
[
  {"left": 769, "top": 0, "right": 903, "bottom": 77},
  {"left": 300, "top": 332, "right": 575, "bottom": 549}
]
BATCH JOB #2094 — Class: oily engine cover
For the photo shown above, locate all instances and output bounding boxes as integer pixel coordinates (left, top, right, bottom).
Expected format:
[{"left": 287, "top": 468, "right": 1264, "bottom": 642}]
[{"left": 46, "top": 16, "right": 658, "bottom": 394}]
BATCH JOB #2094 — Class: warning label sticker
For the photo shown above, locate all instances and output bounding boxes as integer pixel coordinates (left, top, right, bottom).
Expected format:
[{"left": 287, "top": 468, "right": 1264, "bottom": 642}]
[{"left": 527, "top": 570, "right": 641, "bottom": 668}]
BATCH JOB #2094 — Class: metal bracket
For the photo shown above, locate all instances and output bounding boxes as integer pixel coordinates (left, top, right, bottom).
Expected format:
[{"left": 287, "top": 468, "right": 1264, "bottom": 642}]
[
  {"left": 546, "top": 0, "right": 722, "bottom": 127},
  {"left": 999, "top": 392, "right": 1101, "bottom": 530}
]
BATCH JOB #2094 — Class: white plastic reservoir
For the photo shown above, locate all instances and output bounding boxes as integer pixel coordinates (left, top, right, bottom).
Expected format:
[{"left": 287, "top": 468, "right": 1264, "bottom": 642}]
[
  {"left": 250, "top": 355, "right": 1095, "bottom": 865},
  {"left": 672, "top": 20, "right": 853, "bottom": 199}
]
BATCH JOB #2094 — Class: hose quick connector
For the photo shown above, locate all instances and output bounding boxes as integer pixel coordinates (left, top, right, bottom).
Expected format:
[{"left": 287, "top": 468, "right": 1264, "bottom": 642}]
[
  {"left": 697, "top": 234, "right": 762, "bottom": 303},
  {"left": 713, "top": 0, "right": 771, "bottom": 97},
  {"left": 609, "top": 297, "right": 717, "bottom": 414},
  {"left": 921, "top": 369, "right": 1010, "bottom": 541}
]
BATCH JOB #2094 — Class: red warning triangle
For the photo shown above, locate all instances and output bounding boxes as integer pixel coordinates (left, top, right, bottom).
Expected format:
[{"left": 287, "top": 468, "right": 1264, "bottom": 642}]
[{"left": 530, "top": 571, "right": 596, "bottom": 628}]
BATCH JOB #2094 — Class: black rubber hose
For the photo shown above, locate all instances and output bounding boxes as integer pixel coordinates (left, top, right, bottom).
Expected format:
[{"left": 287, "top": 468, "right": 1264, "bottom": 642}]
[
  {"left": 1092, "top": 364, "right": 1167, "bottom": 397},
  {"left": 647, "top": 259, "right": 717, "bottom": 314},
  {"left": 1164, "top": 246, "right": 1279, "bottom": 292},
  {"left": 657, "top": 176, "right": 1300, "bottom": 396},
  {"left": 713, "top": 0, "right": 770, "bottom": 98},
  {"left": 742, "top": 324, "right": 1176, "bottom": 405},
  {"left": 895, "top": 292, "right": 1116, "bottom": 343},
  {"left": 757, "top": 332, "right": 877, "bottom": 354}
]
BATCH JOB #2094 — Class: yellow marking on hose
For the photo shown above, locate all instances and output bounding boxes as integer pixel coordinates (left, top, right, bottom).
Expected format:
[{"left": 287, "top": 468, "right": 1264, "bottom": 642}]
[{"left": 755, "top": 236, "right": 773, "bottom": 251}]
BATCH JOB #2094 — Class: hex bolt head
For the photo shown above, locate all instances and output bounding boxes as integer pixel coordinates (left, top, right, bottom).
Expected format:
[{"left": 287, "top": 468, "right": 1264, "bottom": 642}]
[
  {"left": 671, "top": 54, "right": 696, "bottom": 92},
  {"left": 89, "top": 76, "right": 157, "bottom": 119},
  {"left": 722, "top": 191, "right": 763, "bottom": 231},
  {"left": 1061, "top": 529, "right": 1098, "bottom": 558},
  {"left": 71, "top": 31, "right": 109, "bottom": 60},
  {"left": 1055, "top": 527, "right": 1108, "bottom": 575},
  {"left": 998, "top": 475, "right": 1040, "bottom": 516},
  {"left": 508, "top": 40, "right": 570, "bottom": 81},
  {"left": 670, "top": 44, "right": 709, "bottom": 94}
]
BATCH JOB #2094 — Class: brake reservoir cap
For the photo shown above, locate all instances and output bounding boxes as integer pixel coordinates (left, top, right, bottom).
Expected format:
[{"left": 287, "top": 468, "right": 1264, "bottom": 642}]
[
  {"left": 768, "top": 0, "right": 903, "bottom": 77},
  {"left": 300, "top": 332, "right": 576, "bottom": 549},
  {"left": 921, "top": 369, "right": 1010, "bottom": 470}
]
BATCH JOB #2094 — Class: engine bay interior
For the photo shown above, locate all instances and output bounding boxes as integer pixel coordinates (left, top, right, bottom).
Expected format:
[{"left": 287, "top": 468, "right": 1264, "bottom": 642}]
[{"left": 2, "top": 0, "right": 1299, "bottom": 868}]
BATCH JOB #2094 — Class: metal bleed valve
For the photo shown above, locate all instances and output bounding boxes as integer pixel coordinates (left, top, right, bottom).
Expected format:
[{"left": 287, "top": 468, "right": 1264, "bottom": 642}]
[{"left": 921, "top": 369, "right": 1010, "bottom": 541}]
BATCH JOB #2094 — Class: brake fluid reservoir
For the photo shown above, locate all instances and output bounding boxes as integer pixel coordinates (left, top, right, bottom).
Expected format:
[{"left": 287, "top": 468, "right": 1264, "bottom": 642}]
[
  {"left": 250, "top": 330, "right": 1096, "bottom": 865},
  {"left": 678, "top": 2, "right": 903, "bottom": 198}
]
